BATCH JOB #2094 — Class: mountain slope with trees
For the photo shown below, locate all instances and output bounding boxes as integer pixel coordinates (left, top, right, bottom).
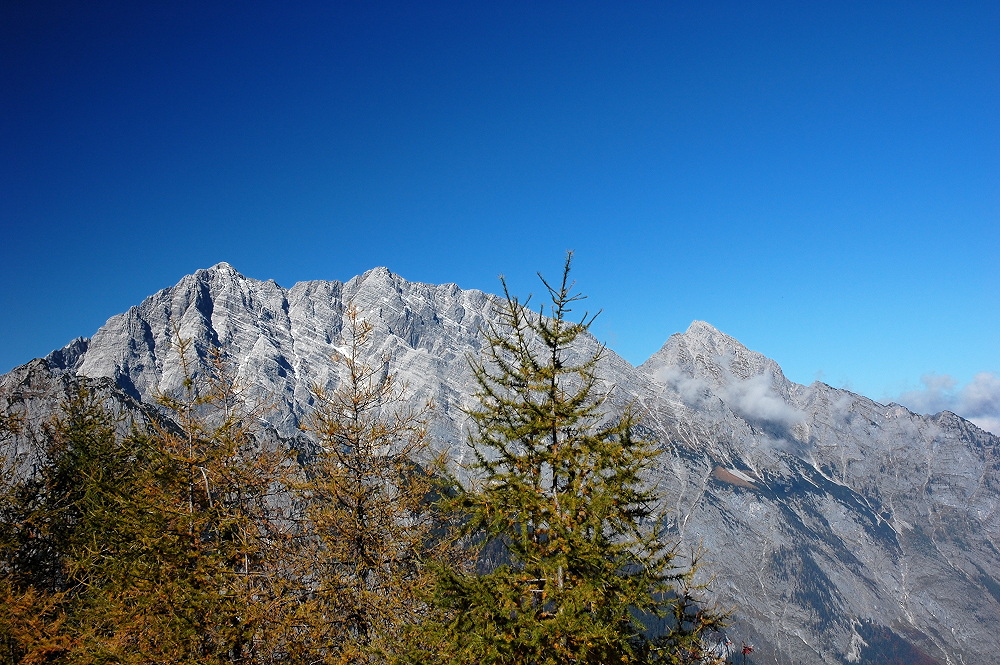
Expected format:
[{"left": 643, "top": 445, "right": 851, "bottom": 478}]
[{"left": 2, "top": 262, "right": 997, "bottom": 665}]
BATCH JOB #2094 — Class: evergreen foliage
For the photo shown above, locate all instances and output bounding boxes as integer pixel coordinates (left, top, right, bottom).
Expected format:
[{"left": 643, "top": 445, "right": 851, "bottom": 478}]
[
  {"left": 0, "top": 386, "right": 154, "bottom": 662},
  {"left": 0, "top": 263, "right": 728, "bottom": 664},
  {"left": 414, "top": 254, "right": 727, "bottom": 664}
]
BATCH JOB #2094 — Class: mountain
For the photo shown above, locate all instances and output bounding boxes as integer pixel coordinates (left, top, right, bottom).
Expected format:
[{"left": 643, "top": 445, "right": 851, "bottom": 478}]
[{"left": 2, "top": 263, "right": 997, "bottom": 665}]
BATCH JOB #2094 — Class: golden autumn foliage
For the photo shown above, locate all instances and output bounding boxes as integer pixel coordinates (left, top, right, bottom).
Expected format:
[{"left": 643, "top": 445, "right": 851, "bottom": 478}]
[
  {"left": 1, "top": 286, "right": 727, "bottom": 664},
  {"left": 289, "top": 304, "right": 457, "bottom": 664}
]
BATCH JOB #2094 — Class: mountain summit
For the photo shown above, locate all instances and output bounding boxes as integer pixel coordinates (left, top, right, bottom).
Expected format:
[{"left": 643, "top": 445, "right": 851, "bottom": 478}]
[{"left": 3, "top": 264, "right": 997, "bottom": 665}]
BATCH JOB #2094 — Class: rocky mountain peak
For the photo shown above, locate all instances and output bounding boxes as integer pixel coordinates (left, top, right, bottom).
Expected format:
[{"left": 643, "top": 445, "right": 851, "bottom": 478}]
[
  {"left": 182, "top": 261, "right": 249, "bottom": 289},
  {"left": 641, "top": 320, "right": 789, "bottom": 392},
  {"left": 2, "top": 264, "right": 997, "bottom": 665},
  {"left": 356, "top": 265, "right": 395, "bottom": 282},
  {"left": 206, "top": 260, "right": 239, "bottom": 274},
  {"left": 685, "top": 319, "right": 726, "bottom": 337}
]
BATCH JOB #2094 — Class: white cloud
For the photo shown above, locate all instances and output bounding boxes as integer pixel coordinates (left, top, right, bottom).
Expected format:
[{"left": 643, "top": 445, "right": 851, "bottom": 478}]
[
  {"left": 895, "top": 372, "right": 1000, "bottom": 435},
  {"left": 720, "top": 373, "right": 806, "bottom": 428},
  {"left": 655, "top": 366, "right": 805, "bottom": 428},
  {"left": 653, "top": 366, "right": 712, "bottom": 407},
  {"left": 971, "top": 416, "right": 1000, "bottom": 436}
]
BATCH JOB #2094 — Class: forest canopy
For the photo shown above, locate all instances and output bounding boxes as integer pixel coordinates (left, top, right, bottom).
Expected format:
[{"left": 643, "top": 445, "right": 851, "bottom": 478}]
[{"left": 0, "top": 258, "right": 727, "bottom": 664}]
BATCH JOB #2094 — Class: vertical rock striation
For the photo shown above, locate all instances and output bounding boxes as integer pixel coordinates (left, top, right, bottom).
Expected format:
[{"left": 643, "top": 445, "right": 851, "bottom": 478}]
[{"left": 2, "top": 263, "right": 997, "bottom": 665}]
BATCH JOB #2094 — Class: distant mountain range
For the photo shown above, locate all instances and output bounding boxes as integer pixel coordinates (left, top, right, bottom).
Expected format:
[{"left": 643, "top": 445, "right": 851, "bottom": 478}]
[{"left": 2, "top": 262, "right": 997, "bottom": 665}]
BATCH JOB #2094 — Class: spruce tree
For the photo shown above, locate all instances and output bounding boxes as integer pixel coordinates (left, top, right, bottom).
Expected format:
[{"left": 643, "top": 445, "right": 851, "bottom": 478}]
[{"left": 419, "top": 254, "right": 727, "bottom": 665}]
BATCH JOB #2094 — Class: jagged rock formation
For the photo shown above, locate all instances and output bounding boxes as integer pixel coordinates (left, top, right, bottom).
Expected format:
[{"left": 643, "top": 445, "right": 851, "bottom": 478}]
[{"left": 2, "top": 263, "right": 997, "bottom": 665}]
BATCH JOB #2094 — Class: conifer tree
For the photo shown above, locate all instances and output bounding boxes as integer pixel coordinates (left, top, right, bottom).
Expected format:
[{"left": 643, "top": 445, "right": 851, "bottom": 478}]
[
  {"left": 119, "top": 339, "right": 298, "bottom": 664},
  {"left": 292, "top": 304, "right": 450, "bottom": 664},
  {"left": 418, "top": 254, "right": 727, "bottom": 665},
  {"left": 0, "top": 345, "right": 302, "bottom": 664},
  {"left": 0, "top": 386, "right": 152, "bottom": 663}
]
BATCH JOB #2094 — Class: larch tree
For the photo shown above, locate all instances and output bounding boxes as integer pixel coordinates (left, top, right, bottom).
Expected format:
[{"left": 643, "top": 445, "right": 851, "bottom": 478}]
[
  {"left": 416, "top": 254, "right": 728, "bottom": 665},
  {"left": 122, "top": 339, "right": 299, "bottom": 664},
  {"left": 0, "top": 342, "right": 302, "bottom": 665},
  {"left": 292, "top": 304, "right": 451, "bottom": 664}
]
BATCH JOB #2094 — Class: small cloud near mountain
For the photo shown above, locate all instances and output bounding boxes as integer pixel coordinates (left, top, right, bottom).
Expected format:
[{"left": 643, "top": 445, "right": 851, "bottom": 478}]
[
  {"left": 893, "top": 372, "right": 1000, "bottom": 435},
  {"left": 655, "top": 366, "right": 805, "bottom": 429},
  {"left": 719, "top": 373, "right": 806, "bottom": 428}
]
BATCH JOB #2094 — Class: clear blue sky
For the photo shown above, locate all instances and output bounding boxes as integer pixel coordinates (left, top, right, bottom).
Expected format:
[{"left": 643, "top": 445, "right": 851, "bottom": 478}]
[{"left": 2, "top": 1, "right": 998, "bottom": 428}]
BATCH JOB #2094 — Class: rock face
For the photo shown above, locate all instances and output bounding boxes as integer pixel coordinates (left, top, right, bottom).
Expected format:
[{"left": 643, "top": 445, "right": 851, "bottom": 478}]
[
  {"left": 638, "top": 324, "right": 1000, "bottom": 665},
  {"left": 3, "top": 263, "right": 998, "bottom": 665}
]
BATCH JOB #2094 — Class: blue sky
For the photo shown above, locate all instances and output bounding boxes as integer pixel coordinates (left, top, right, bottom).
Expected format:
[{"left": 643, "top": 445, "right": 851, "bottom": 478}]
[{"left": 2, "top": 1, "right": 998, "bottom": 430}]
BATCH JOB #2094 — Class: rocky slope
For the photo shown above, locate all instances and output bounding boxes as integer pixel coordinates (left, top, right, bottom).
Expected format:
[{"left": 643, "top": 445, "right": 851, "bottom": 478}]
[{"left": 2, "top": 263, "right": 997, "bottom": 665}]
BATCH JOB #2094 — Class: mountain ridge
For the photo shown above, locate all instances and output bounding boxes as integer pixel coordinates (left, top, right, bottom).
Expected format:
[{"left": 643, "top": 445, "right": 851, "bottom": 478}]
[{"left": 3, "top": 263, "right": 997, "bottom": 665}]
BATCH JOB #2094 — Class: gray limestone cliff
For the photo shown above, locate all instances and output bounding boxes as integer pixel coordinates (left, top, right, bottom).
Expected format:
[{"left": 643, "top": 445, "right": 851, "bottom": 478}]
[{"left": 2, "top": 263, "right": 997, "bottom": 665}]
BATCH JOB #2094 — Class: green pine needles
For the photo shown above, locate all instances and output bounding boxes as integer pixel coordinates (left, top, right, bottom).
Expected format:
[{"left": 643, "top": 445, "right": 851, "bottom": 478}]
[
  {"left": 417, "top": 253, "right": 727, "bottom": 665},
  {"left": 0, "top": 257, "right": 728, "bottom": 664}
]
